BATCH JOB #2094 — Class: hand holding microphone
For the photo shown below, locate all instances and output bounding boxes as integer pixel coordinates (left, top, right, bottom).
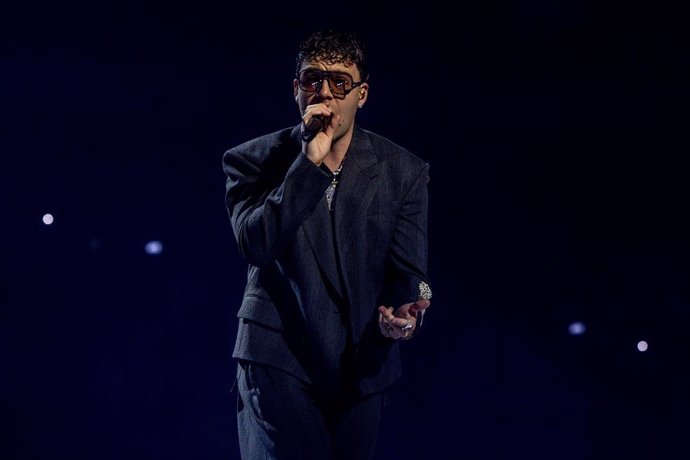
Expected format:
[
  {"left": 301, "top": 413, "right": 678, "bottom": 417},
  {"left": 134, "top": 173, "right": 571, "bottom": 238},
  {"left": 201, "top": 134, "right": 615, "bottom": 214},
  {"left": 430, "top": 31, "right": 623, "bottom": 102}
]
[
  {"left": 301, "top": 115, "right": 328, "bottom": 143},
  {"left": 301, "top": 104, "right": 338, "bottom": 166}
]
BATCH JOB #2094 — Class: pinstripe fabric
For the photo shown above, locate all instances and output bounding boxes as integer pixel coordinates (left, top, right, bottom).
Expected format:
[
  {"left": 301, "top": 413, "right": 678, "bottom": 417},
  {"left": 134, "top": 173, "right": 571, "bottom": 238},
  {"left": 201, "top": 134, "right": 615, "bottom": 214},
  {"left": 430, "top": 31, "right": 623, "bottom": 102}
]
[{"left": 223, "top": 125, "right": 430, "bottom": 396}]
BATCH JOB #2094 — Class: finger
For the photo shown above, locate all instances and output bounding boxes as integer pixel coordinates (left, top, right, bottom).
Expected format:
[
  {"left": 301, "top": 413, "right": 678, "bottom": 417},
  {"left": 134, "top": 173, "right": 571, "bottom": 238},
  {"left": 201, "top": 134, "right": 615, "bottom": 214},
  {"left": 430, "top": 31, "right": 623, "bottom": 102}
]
[
  {"left": 380, "top": 317, "right": 415, "bottom": 339},
  {"left": 378, "top": 305, "right": 394, "bottom": 319},
  {"left": 305, "top": 103, "right": 333, "bottom": 115},
  {"left": 409, "top": 299, "right": 431, "bottom": 315},
  {"left": 384, "top": 310, "right": 400, "bottom": 324},
  {"left": 304, "top": 105, "right": 333, "bottom": 122},
  {"left": 388, "top": 316, "right": 415, "bottom": 329},
  {"left": 379, "top": 306, "right": 409, "bottom": 339},
  {"left": 400, "top": 323, "right": 414, "bottom": 339},
  {"left": 379, "top": 305, "right": 394, "bottom": 324},
  {"left": 392, "top": 318, "right": 415, "bottom": 339}
]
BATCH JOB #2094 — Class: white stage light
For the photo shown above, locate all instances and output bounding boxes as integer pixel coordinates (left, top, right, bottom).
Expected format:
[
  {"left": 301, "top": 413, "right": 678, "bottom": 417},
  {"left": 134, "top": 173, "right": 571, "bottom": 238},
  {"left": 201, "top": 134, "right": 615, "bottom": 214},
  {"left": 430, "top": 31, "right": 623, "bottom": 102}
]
[
  {"left": 568, "top": 321, "right": 586, "bottom": 336},
  {"left": 145, "top": 240, "right": 163, "bottom": 255}
]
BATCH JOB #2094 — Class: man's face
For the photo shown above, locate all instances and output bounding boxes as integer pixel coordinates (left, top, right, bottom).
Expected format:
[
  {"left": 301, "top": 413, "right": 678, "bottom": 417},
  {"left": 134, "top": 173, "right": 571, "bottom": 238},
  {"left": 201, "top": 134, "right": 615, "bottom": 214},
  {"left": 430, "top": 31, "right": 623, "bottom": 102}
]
[{"left": 293, "top": 60, "right": 368, "bottom": 142}]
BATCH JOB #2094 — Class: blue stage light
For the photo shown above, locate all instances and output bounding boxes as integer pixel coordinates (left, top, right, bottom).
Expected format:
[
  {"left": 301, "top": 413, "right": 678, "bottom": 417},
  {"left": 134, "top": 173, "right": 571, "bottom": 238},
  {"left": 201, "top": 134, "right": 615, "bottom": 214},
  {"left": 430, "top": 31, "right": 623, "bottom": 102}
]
[
  {"left": 145, "top": 240, "right": 163, "bottom": 255},
  {"left": 568, "top": 321, "right": 586, "bottom": 336}
]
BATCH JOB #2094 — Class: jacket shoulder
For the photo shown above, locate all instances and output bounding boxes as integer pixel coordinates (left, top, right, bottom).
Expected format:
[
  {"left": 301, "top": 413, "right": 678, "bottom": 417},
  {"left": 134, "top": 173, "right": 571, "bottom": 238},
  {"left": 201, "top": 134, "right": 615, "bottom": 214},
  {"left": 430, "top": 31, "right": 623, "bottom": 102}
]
[
  {"left": 224, "top": 126, "right": 298, "bottom": 162},
  {"left": 362, "top": 129, "right": 427, "bottom": 168}
]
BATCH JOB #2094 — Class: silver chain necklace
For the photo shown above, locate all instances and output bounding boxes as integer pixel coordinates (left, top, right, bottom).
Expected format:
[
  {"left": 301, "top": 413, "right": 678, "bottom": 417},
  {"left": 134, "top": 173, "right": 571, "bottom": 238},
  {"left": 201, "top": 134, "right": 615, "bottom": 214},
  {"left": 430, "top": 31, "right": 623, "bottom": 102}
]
[{"left": 325, "top": 156, "right": 346, "bottom": 211}]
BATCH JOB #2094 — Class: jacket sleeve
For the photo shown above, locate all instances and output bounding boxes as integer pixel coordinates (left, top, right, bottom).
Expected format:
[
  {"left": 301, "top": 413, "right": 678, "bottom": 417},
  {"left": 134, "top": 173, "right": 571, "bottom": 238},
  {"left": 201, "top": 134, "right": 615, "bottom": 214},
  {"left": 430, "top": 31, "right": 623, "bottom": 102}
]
[
  {"left": 223, "top": 146, "right": 332, "bottom": 267},
  {"left": 384, "top": 161, "right": 431, "bottom": 306}
]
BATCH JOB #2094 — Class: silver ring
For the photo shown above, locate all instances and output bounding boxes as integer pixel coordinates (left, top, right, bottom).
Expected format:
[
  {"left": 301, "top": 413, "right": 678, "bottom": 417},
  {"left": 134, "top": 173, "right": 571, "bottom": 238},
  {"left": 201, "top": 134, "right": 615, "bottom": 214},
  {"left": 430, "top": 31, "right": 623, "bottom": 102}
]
[{"left": 402, "top": 321, "right": 413, "bottom": 332}]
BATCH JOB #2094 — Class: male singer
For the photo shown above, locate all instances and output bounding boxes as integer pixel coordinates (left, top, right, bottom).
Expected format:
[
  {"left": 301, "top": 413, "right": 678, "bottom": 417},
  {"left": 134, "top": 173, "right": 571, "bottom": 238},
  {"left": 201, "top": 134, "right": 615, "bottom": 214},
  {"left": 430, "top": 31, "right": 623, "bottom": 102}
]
[{"left": 222, "top": 29, "right": 432, "bottom": 460}]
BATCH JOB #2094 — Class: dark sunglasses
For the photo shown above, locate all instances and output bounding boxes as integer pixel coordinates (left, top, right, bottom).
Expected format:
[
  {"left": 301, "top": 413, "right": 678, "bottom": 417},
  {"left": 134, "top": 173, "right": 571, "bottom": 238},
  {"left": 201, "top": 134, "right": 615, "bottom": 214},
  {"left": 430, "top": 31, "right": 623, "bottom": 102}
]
[{"left": 297, "top": 69, "right": 363, "bottom": 98}]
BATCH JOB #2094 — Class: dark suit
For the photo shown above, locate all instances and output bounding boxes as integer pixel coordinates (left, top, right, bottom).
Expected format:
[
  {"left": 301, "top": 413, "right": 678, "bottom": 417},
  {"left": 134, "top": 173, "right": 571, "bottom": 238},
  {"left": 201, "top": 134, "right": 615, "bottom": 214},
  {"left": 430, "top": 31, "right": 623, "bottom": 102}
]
[{"left": 223, "top": 124, "right": 430, "bottom": 458}]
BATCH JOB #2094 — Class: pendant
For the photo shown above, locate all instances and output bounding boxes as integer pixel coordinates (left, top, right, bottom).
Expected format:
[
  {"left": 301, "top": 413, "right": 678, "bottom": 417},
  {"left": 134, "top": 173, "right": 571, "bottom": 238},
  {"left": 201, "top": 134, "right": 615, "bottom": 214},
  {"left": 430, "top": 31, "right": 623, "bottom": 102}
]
[{"left": 325, "top": 178, "right": 337, "bottom": 211}]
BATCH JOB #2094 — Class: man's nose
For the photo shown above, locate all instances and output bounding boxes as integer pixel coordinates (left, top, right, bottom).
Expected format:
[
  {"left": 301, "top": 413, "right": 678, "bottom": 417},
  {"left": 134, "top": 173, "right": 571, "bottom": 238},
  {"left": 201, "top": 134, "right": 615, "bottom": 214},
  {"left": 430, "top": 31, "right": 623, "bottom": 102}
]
[{"left": 316, "top": 78, "right": 333, "bottom": 98}]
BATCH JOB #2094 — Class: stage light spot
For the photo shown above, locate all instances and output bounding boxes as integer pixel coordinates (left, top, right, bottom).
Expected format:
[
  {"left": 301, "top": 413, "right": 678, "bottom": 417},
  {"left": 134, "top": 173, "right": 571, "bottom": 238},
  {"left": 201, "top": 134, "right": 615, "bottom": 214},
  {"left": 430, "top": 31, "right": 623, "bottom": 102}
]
[
  {"left": 145, "top": 240, "right": 163, "bottom": 255},
  {"left": 42, "top": 214, "right": 54, "bottom": 225},
  {"left": 568, "top": 321, "right": 586, "bottom": 336},
  {"left": 637, "top": 341, "right": 648, "bottom": 352}
]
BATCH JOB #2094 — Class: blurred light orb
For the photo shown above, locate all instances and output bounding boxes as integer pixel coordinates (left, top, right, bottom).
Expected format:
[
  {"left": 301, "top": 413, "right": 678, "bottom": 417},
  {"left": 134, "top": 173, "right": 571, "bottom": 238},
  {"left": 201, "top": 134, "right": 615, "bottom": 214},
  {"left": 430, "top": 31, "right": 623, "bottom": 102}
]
[
  {"left": 637, "top": 341, "right": 648, "bottom": 352},
  {"left": 145, "top": 240, "right": 163, "bottom": 255},
  {"left": 42, "top": 213, "right": 54, "bottom": 225},
  {"left": 89, "top": 238, "right": 103, "bottom": 251},
  {"left": 568, "top": 321, "right": 586, "bottom": 336}
]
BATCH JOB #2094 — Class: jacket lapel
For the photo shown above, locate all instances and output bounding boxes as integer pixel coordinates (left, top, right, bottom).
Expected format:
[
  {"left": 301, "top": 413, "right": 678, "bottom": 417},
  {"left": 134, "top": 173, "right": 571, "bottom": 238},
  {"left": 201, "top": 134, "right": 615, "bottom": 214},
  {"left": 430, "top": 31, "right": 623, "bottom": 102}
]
[
  {"left": 302, "top": 196, "right": 344, "bottom": 297},
  {"left": 333, "top": 129, "right": 382, "bottom": 331},
  {"left": 298, "top": 127, "right": 382, "bottom": 306},
  {"left": 290, "top": 126, "right": 344, "bottom": 298}
]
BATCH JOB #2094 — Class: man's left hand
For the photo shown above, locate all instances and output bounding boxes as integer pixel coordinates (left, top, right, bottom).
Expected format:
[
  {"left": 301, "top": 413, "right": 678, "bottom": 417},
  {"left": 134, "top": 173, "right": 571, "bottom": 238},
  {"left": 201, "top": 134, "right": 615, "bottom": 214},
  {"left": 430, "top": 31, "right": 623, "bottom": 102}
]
[{"left": 378, "top": 299, "right": 431, "bottom": 340}]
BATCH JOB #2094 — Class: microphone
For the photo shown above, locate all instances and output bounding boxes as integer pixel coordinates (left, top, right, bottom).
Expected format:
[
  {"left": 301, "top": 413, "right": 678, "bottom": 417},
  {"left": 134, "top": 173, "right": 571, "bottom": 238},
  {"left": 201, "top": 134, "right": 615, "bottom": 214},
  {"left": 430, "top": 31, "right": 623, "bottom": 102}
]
[{"left": 301, "top": 115, "right": 328, "bottom": 143}]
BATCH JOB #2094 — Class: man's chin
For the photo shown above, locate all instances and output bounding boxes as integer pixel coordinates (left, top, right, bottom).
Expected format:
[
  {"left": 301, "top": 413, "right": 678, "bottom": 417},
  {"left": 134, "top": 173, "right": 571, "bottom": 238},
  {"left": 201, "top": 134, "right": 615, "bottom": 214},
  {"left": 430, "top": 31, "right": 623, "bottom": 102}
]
[{"left": 332, "top": 126, "right": 354, "bottom": 145}]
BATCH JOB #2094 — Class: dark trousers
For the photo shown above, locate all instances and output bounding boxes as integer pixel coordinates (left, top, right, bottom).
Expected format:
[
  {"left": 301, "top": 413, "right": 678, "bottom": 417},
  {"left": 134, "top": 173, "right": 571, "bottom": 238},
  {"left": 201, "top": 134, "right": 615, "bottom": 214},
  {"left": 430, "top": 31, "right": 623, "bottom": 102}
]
[{"left": 236, "top": 360, "right": 383, "bottom": 460}]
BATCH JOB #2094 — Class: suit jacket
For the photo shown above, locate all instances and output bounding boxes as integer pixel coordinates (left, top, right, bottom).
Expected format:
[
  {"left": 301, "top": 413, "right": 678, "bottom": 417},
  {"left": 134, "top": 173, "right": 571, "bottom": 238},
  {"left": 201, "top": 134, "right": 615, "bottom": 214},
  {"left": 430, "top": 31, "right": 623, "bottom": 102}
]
[{"left": 223, "top": 125, "right": 430, "bottom": 396}]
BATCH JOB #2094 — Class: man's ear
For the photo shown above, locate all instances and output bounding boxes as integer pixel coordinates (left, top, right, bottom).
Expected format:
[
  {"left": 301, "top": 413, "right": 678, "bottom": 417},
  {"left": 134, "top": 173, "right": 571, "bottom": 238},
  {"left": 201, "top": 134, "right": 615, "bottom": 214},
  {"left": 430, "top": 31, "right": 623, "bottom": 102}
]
[
  {"left": 293, "top": 79, "right": 299, "bottom": 101},
  {"left": 357, "top": 83, "right": 369, "bottom": 108}
]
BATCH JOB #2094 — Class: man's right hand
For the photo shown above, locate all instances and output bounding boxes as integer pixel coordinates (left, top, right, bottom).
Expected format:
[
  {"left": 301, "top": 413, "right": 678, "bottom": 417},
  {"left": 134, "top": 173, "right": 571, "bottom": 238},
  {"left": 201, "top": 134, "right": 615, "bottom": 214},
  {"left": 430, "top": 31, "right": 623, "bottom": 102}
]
[{"left": 301, "top": 104, "right": 339, "bottom": 166}]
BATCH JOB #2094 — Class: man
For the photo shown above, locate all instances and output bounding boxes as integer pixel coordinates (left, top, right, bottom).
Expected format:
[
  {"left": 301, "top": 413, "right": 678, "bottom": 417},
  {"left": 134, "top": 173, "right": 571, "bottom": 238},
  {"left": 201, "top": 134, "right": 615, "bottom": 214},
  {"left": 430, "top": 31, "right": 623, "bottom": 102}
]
[{"left": 222, "top": 29, "right": 432, "bottom": 460}]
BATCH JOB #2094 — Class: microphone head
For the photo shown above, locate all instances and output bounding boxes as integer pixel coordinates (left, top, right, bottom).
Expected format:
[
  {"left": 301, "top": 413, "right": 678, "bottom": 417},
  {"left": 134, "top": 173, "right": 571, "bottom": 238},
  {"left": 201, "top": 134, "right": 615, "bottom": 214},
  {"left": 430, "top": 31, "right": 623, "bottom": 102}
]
[{"left": 301, "top": 115, "right": 326, "bottom": 143}]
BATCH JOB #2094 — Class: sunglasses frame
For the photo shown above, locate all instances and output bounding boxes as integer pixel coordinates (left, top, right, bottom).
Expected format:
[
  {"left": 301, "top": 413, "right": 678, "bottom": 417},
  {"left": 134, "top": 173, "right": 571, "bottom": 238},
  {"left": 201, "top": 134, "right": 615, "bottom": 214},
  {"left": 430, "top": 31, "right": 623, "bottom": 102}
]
[{"left": 297, "top": 69, "right": 364, "bottom": 98}]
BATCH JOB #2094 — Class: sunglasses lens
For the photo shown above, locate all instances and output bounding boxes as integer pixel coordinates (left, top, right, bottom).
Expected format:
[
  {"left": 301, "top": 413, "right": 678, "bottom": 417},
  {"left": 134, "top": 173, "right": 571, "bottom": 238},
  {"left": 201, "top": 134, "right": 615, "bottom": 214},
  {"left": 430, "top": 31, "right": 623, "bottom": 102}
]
[
  {"left": 326, "top": 74, "right": 352, "bottom": 96},
  {"left": 299, "top": 70, "right": 322, "bottom": 91},
  {"left": 299, "top": 70, "right": 353, "bottom": 97}
]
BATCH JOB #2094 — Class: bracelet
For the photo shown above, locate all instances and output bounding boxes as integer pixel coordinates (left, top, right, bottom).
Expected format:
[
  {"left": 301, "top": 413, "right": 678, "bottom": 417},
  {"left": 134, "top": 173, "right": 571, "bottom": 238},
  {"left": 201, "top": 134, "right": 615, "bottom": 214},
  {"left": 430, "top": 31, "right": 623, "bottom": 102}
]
[{"left": 418, "top": 281, "right": 432, "bottom": 301}]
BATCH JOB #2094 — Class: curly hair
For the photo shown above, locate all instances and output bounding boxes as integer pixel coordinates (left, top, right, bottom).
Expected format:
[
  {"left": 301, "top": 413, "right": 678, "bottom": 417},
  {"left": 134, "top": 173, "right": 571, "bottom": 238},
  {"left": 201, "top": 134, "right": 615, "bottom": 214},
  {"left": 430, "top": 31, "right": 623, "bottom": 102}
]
[{"left": 295, "top": 30, "right": 369, "bottom": 82}]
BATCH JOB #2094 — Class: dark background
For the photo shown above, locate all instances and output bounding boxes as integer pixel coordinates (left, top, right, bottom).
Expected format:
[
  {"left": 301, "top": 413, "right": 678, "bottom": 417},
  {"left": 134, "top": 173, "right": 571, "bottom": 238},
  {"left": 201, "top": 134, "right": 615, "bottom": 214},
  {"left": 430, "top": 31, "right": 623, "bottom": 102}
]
[{"left": 2, "top": 1, "right": 689, "bottom": 459}]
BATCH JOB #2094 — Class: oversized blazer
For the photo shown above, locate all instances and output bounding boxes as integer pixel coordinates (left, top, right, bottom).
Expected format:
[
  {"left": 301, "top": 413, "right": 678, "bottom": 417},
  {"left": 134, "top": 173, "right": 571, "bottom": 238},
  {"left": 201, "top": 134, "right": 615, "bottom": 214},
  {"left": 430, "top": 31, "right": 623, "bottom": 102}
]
[{"left": 223, "top": 125, "right": 430, "bottom": 396}]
